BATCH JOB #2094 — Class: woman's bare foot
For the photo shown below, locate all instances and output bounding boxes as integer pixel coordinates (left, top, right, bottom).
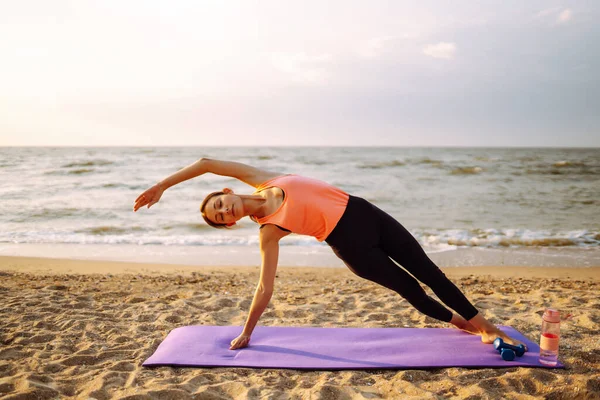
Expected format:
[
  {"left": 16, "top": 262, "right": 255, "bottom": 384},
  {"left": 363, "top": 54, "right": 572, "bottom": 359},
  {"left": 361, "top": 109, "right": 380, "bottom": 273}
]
[
  {"left": 480, "top": 329, "right": 528, "bottom": 351},
  {"left": 450, "top": 314, "right": 479, "bottom": 335},
  {"left": 467, "top": 312, "right": 528, "bottom": 351}
]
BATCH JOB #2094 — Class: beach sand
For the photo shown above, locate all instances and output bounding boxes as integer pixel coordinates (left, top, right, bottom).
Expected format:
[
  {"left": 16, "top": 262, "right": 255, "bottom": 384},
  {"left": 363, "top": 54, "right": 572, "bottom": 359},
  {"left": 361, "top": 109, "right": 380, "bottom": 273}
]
[{"left": 1, "top": 256, "right": 599, "bottom": 399}]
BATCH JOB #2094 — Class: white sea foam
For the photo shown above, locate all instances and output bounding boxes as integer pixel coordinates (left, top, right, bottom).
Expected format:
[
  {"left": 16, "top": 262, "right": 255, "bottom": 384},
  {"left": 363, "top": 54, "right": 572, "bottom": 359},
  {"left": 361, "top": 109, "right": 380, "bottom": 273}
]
[{"left": 1, "top": 228, "right": 597, "bottom": 249}]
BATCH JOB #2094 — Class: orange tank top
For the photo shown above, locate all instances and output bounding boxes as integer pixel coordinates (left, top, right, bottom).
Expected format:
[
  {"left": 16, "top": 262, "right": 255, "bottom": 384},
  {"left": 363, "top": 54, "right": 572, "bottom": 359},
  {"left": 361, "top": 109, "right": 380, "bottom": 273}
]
[{"left": 253, "top": 174, "right": 350, "bottom": 242}]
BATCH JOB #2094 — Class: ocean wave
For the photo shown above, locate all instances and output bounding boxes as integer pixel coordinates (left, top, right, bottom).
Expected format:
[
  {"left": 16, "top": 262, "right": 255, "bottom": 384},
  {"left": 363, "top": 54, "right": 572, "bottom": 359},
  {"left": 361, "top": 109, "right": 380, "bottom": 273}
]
[
  {"left": 568, "top": 199, "right": 596, "bottom": 206},
  {"left": 473, "top": 156, "right": 499, "bottom": 162},
  {"left": 0, "top": 232, "right": 319, "bottom": 247},
  {"left": 28, "top": 208, "right": 82, "bottom": 219},
  {"left": 19, "top": 208, "right": 115, "bottom": 221},
  {"left": 80, "top": 183, "right": 147, "bottom": 190},
  {"left": 162, "top": 223, "right": 215, "bottom": 232},
  {"left": 294, "top": 156, "right": 329, "bottom": 165},
  {"left": 518, "top": 162, "right": 599, "bottom": 176},
  {"left": 2, "top": 228, "right": 598, "bottom": 249},
  {"left": 552, "top": 160, "right": 586, "bottom": 168},
  {"left": 450, "top": 166, "right": 483, "bottom": 175},
  {"left": 517, "top": 156, "right": 542, "bottom": 162},
  {"left": 62, "top": 160, "right": 114, "bottom": 168},
  {"left": 414, "top": 157, "right": 443, "bottom": 166},
  {"left": 45, "top": 168, "right": 100, "bottom": 176},
  {"left": 75, "top": 226, "right": 145, "bottom": 235},
  {"left": 69, "top": 168, "right": 95, "bottom": 175},
  {"left": 414, "top": 229, "right": 600, "bottom": 248},
  {"left": 358, "top": 160, "right": 406, "bottom": 169}
]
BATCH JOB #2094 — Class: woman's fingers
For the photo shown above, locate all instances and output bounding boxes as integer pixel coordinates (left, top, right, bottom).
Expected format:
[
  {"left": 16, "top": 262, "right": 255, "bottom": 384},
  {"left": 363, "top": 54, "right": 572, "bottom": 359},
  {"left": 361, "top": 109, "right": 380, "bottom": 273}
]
[
  {"left": 135, "top": 190, "right": 150, "bottom": 203},
  {"left": 134, "top": 188, "right": 153, "bottom": 210},
  {"left": 136, "top": 186, "right": 155, "bottom": 202},
  {"left": 133, "top": 197, "right": 149, "bottom": 212},
  {"left": 229, "top": 336, "right": 250, "bottom": 350},
  {"left": 134, "top": 186, "right": 164, "bottom": 212}
]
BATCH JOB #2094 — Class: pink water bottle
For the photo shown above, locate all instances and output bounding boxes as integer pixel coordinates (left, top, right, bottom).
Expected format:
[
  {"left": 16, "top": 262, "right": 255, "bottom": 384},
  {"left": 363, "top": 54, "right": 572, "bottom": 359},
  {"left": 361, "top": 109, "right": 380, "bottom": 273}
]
[{"left": 539, "top": 309, "right": 560, "bottom": 366}]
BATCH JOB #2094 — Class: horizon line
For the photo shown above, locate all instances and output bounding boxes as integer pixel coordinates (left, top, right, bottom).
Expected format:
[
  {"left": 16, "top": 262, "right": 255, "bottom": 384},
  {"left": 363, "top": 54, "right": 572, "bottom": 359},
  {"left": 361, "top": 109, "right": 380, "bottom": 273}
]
[{"left": 1, "top": 145, "right": 599, "bottom": 149}]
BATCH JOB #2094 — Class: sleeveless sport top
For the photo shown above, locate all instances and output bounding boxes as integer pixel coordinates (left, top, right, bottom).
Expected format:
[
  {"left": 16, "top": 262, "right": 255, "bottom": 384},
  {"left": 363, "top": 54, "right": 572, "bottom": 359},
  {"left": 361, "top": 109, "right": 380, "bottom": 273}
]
[{"left": 253, "top": 174, "right": 349, "bottom": 242}]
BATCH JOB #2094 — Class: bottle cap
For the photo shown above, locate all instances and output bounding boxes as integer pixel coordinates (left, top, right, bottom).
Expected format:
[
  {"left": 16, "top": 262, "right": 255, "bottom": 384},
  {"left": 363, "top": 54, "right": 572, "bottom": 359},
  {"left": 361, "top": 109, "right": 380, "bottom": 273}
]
[{"left": 543, "top": 308, "right": 560, "bottom": 323}]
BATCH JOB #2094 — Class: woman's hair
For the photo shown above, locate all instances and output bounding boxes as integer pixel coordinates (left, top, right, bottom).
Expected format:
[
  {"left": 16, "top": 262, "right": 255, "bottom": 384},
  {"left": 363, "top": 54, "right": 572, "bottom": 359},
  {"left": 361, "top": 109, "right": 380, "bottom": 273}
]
[{"left": 200, "top": 191, "right": 230, "bottom": 229}]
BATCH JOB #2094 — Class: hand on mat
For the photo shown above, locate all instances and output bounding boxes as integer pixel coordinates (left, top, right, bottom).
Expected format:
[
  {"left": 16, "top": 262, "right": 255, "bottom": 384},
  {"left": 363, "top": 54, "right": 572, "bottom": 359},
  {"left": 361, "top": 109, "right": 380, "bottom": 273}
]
[
  {"left": 134, "top": 184, "right": 164, "bottom": 212},
  {"left": 230, "top": 334, "right": 251, "bottom": 350}
]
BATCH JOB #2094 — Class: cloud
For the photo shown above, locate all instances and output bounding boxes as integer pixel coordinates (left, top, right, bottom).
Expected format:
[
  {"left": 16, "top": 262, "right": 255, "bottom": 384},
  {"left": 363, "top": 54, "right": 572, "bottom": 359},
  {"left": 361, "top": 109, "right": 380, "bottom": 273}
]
[
  {"left": 270, "top": 52, "right": 333, "bottom": 84},
  {"left": 357, "top": 32, "right": 422, "bottom": 58},
  {"left": 422, "top": 42, "right": 457, "bottom": 60},
  {"left": 357, "top": 36, "right": 396, "bottom": 58},
  {"left": 534, "top": 7, "right": 573, "bottom": 25},
  {"left": 557, "top": 9, "right": 572, "bottom": 24},
  {"left": 535, "top": 7, "right": 562, "bottom": 18}
]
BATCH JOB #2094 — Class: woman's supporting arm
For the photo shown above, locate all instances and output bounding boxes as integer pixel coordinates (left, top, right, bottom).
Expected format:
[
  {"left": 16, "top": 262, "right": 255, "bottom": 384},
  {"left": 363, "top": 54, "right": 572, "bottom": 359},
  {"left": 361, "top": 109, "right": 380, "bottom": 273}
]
[
  {"left": 230, "top": 225, "right": 289, "bottom": 350},
  {"left": 241, "top": 236, "right": 280, "bottom": 336}
]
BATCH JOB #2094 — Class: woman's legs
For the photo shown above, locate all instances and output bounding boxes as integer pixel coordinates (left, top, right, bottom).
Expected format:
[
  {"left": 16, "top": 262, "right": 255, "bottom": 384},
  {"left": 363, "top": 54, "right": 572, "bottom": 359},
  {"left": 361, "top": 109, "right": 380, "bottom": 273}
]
[
  {"left": 326, "top": 195, "right": 526, "bottom": 348},
  {"left": 328, "top": 196, "right": 467, "bottom": 324},
  {"left": 372, "top": 204, "right": 527, "bottom": 348},
  {"left": 330, "top": 245, "right": 455, "bottom": 322},
  {"left": 374, "top": 205, "right": 479, "bottom": 321},
  {"left": 333, "top": 245, "right": 479, "bottom": 334}
]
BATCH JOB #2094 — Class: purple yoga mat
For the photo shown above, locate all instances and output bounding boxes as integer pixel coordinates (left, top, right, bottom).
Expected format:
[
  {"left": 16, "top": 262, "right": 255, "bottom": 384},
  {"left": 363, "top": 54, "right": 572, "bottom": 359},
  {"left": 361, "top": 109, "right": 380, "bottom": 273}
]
[{"left": 142, "top": 325, "right": 564, "bottom": 370}]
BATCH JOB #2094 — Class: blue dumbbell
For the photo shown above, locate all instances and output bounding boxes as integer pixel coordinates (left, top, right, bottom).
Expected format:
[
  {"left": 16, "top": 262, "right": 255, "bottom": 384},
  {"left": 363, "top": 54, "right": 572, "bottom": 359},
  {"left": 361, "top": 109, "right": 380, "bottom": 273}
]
[
  {"left": 493, "top": 338, "right": 526, "bottom": 357},
  {"left": 500, "top": 348, "right": 516, "bottom": 361}
]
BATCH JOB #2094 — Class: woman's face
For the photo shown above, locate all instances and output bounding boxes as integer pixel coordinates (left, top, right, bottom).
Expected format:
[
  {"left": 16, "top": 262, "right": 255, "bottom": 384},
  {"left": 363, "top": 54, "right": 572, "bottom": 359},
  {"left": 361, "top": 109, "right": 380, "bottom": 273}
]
[{"left": 207, "top": 193, "right": 241, "bottom": 225}]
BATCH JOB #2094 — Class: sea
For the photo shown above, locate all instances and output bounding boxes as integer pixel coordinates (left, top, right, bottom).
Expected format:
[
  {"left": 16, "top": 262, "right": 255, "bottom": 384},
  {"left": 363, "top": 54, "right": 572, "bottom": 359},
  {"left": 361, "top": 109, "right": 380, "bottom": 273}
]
[{"left": 1, "top": 146, "right": 599, "bottom": 267}]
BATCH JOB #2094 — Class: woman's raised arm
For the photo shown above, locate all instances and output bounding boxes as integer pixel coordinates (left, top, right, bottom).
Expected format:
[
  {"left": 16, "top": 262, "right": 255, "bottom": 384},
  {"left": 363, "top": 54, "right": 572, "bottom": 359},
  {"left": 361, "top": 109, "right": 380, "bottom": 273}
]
[
  {"left": 133, "top": 158, "right": 281, "bottom": 212},
  {"left": 199, "top": 158, "right": 282, "bottom": 188}
]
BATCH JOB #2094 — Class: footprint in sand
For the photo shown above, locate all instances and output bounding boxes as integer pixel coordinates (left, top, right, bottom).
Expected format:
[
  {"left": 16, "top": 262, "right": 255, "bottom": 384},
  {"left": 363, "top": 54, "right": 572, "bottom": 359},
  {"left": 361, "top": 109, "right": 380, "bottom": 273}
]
[
  {"left": 136, "top": 324, "right": 155, "bottom": 333},
  {"left": 319, "top": 385, "right": 350, "bottom": 400},
  {"left": 136, "top": 314, "right": 155, "bottom": 323},
  {"left": 192, "top": 386, "right": 230, "bottom": 399},
  {"left": 114, "top": 335, "right": 132, "bottom": 344},
  {"left": 283, "top": 309, "right": 308, "bottom": 319},
  {"left": 0, "top": 382, "right": 15, "bottom": 396},
  {"left": 127, "top": 297, "right": 147, "bottom": 304},
  {"left": 348, "top": 372, "right": 376, "bottom": 386},
  {"left": 60, "top": 355, "right": 98, "bottom": 367},
  {"left": 164, "top": 315, "right": 182, "bottom": 324},
  {"left": 364, "top": 313, "right": 388, "bottom": 322},
  {"left": 588, "top": 378, "right": 600, "bottom": 394},
  {"left": 506, "top": 377, "right": 538, "bottom": 396},
  {"left": 109, "top": 361, "right": 135, "bottom": 372},
  {"left": 42, "top": 363, "right": 65, "bottom": 374},
  {"left": 478, "top": 377, "right": 506, "bottom": 392},
  {"left": 44, "top": 284, "right": 69, "bottom": 291}
]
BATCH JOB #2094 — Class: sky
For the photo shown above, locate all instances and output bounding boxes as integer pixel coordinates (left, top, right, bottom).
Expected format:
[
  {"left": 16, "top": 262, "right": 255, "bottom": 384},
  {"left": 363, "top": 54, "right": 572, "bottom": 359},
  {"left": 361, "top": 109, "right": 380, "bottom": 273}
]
[{"left": 0, "top": 1, "right": 599, "bottom": 147}]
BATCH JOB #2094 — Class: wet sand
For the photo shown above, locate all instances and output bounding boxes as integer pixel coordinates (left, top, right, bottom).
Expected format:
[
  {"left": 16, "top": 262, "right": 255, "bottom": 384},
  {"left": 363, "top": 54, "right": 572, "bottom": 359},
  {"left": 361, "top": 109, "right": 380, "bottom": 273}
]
[{"left": 1, "top": 256, "right": 599, "bottom": 399}]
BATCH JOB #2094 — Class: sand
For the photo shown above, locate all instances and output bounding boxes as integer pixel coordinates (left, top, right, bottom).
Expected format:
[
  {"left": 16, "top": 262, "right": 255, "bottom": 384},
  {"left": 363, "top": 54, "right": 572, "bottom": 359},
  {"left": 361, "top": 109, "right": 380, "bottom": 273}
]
[{"left": 0, "top": 256, "right": 599, "bottom": 399}]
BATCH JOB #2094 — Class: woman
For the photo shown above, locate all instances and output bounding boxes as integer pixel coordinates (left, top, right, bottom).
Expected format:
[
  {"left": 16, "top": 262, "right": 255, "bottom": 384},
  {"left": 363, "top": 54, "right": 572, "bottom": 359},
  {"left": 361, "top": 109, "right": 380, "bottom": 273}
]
[{"left": 134, "top": 158, "right": 527, "bottom": 351}]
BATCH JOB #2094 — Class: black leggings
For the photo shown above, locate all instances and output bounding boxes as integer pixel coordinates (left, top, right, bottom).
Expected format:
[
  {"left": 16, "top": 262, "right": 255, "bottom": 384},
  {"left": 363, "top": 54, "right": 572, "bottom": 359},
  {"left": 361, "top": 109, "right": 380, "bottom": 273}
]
[{"left": 325, "top": 195, "right": 479, "bottom": 323}]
